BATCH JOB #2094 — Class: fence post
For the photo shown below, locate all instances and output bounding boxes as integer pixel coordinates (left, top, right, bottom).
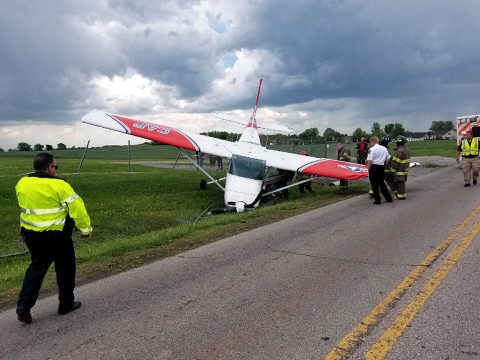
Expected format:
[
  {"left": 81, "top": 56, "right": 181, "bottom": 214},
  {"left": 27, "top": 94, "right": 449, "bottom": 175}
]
[{"left": 77, "top": 140, "right": 90, "bottom": 173}]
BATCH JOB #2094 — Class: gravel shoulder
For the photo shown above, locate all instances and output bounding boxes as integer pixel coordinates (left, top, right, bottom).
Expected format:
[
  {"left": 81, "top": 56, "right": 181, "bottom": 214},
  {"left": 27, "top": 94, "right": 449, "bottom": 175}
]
[{"left": 408, "top": 156, "right": 458, "bottom": 178}]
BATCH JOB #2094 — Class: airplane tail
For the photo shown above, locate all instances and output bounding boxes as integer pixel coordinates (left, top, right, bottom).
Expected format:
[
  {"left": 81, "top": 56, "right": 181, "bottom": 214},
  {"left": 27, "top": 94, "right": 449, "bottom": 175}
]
[{"left": 238, "top": 79, "right": 262, "bottom": 145}]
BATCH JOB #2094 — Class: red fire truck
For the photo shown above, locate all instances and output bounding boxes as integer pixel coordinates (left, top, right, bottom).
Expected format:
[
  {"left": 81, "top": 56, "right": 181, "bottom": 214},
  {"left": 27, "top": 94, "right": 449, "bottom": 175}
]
[{"left": 456, "top": 114, "right": 480, "bottom": 144}]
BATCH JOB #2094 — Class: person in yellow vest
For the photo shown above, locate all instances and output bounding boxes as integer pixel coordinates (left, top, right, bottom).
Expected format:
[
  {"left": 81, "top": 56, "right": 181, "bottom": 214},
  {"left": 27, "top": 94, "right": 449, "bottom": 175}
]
[
  {"left": 456, "top": 130, "right": 479, "bottom": 187},
  {"left": 15, "top": 152, "right": 93, "bottom": 323},
  {"left": 391, "top": 136, "right": 411, "bottom": 200}
]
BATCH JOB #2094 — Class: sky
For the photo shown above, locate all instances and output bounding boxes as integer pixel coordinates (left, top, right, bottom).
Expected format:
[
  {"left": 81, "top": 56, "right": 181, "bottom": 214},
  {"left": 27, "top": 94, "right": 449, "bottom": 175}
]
[{"left": 1, "top": 0, "right": 480, "bottom": 150}]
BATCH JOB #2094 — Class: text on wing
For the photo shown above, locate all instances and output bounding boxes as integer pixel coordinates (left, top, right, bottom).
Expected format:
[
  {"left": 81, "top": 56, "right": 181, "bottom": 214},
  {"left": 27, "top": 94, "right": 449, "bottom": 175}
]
[{"left": 133, "top": 123, "right": 171, "bottom": 135}]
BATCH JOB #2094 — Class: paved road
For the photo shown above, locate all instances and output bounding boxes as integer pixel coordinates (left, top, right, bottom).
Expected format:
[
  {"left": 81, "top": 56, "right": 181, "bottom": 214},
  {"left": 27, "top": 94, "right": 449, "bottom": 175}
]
[{"left": 1, "top": 162, "right": 479, "bottom": 359}]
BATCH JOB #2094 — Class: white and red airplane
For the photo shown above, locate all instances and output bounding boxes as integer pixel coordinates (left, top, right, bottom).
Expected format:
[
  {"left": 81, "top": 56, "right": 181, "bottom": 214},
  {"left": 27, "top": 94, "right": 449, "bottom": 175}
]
[{"left": 82, "top": 79, "right": 368, "bottom": 212}]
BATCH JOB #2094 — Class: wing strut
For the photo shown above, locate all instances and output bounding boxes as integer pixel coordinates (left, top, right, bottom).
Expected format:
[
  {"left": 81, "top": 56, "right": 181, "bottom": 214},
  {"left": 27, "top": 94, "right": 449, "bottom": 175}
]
[
  {"left": 179, "top": 149, "right": 225, "bottom": 191},
  {"left": 261, "top": 177, "right": 315, "bottom": 197}
]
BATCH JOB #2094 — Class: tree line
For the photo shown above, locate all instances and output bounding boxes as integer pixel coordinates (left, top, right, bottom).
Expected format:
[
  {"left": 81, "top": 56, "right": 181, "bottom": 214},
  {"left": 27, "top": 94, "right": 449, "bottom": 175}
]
[
  {"left": 10, "top": 142, "right": 69, "bottom": 152},
  {"left": 201, "top": 120, "right": 454, "bottom": 144}
]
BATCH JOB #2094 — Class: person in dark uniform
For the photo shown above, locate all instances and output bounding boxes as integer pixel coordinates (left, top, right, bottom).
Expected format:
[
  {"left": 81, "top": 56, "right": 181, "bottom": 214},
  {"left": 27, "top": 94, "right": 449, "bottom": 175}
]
[
  {"left": 15, "top": 153, "right": 93, "bottom": 323},
  {"left": 366, "top": 136, "right": 393, "bottom": 205},
  {"left": 337, "top": 141, "right": 352, "bottom": 188},
  {"left": 380, "top": 136, "right": 395, "bottom": 194},
  {"left": 297, "top": 150, "right": 314, "bottom": 194},
  {"left": 391, "top": 136, "right": 411, "bottom": 199}
]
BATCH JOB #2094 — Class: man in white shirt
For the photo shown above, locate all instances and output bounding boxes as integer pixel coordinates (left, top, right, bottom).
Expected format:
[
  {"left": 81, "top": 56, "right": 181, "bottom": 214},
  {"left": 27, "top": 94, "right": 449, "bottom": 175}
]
[{"left": 367, "top": 136, "right": 393, "bottom": 205}]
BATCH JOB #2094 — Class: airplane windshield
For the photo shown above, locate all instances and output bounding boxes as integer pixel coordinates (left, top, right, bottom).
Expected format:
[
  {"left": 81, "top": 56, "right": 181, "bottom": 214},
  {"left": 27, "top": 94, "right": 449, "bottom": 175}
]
[{"left": 228, "top": 155, "right": 266, "bottom": 180}]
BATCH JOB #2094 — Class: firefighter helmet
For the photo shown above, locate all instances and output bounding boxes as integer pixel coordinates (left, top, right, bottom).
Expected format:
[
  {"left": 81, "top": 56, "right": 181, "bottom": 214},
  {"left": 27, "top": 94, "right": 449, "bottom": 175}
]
[
  {"left": 380, "top": 136, "right": 390, "bottom": 147},
  {"left": 394, "top": 135, "right": 407, "bottom": 144}
]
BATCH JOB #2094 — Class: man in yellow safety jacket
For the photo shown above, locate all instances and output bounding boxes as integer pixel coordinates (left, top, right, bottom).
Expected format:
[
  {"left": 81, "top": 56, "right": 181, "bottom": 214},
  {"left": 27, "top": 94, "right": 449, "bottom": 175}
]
[
  {"left": 15, "top": 152, "right": 93, "bottom": 323},
  {"left": 456, "top": 130, "right": 479, "bottom": 187},
  {"left": 391, "top": 136, "right": 411, "bottom": 199}
]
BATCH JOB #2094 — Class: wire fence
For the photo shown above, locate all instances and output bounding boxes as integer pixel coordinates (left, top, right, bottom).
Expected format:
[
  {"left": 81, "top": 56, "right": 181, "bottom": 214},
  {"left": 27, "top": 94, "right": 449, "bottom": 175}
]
[
  {"left": 268, "top": 140, "right": 359, "bottom": 160},
  {"left": 1, "top": 239, "right": 27, "bottom": 258}
]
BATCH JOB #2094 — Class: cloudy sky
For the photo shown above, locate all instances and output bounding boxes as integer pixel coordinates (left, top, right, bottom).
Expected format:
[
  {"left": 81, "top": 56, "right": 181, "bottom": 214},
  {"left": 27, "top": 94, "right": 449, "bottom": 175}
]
[{"left": 1, "top": 0, "right": 479, "bottom": 150}]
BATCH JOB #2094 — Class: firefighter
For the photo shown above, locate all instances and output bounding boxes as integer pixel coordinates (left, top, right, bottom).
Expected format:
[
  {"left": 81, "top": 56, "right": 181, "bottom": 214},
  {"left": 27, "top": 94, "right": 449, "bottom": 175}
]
[
  {"left": 391, "top": 136, "right": 411, "bottom": 200},
  {"left": 15, "top": 152, "right": 93, "bottom": 323},
  {"left": 297, "top": 150, "right": 314, "bottom": 194},
  {"left": 380, "top": 136, "right": 396, "bottom": 194},
  {"left": 455, "top": 130, "right": 479, "bottom": 186},
  {"left": 337, "top": 141, "right": 352, "bottom": 188}
]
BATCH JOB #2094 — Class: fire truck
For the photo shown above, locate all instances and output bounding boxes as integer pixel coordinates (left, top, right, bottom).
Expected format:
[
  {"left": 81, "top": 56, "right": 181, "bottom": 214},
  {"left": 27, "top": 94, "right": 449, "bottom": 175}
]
[{"left": 456, "top": 114, "right": 480, "bottom": 144}]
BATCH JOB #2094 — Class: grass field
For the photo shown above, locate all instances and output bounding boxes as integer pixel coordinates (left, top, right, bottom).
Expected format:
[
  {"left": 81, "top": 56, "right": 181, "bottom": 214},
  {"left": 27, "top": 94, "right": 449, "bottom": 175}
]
[{"left": 0, "top": 140, "right": 456, "bottom": 309}]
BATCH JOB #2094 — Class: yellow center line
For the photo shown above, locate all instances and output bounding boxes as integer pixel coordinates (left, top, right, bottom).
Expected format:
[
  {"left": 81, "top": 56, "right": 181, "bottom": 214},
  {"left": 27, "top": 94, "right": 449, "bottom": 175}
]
[
  {"left": 365, "top": 218, "right": 480, "bottom": 359},
  {"left": 324, "top": 207, "right": 480, "bottom": 360}
]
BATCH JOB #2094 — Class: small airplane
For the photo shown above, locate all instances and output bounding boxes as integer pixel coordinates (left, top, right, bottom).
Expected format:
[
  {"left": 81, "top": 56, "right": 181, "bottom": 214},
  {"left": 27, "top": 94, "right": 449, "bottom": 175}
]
[{"left": 82, "top": 79, "right": 369, "bottom": 212}]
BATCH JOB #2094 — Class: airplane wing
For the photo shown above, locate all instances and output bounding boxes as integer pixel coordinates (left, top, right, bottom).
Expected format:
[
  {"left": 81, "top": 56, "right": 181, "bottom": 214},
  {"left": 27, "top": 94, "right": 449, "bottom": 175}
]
[
  {"left": 82, "top": 110, "right": 368, "bottom": 180},
  {"left": 82, "top": 110, "right": 234, "bottom": 158},
  {"left": 263, "top": 149, "right": 369, "bottom": 180}
]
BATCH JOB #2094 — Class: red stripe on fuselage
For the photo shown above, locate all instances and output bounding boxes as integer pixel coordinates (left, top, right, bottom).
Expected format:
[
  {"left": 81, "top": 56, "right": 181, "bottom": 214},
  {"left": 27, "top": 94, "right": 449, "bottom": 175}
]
[{"left": 112, "top": 115, "right": 197, "bottom": 151}]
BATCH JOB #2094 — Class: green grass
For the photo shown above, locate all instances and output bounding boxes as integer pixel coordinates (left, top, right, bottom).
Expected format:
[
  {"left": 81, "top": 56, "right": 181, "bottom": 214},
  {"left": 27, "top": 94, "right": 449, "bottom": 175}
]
[
  {"left": 1, "top": 144, "right": 192, "bottom": 160},
  {"left": 405, "top": 139, "right": 457, "bottom": 157},
  {"left": 269, "top": 139, "right": 457, "bottom": 159},
  {"left": 0, "top": 140, "right": 454, "bottom": 309}
]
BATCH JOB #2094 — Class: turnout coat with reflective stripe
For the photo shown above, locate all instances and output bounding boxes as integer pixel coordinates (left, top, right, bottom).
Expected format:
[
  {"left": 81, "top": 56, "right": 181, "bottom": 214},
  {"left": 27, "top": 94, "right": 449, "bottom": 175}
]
[
  {"left": 391, "top": 146, "right": 411, "bottom": 176},
  {"left": 16, "top": 173, "right": 92, "bottom": 235}
]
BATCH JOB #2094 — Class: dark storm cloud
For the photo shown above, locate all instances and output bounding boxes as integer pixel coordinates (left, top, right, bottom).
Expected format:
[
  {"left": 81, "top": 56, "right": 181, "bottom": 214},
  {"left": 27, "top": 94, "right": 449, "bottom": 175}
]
[
  {"left": 244, "top": 0, "right": 480, "bottom": 109},
  {"left": 1, "top": 0, "right": 480, "bottom": 133}
]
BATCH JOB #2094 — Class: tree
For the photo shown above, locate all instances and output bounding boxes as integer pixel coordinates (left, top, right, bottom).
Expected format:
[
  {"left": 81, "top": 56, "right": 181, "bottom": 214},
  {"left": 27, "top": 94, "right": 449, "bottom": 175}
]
[
  {"left": 57, "top": 143, "right": 67, "bottom": 150},
  {"left": 429, "top": 121, "right": 454, "bottom": 135},
  {"left": 323, "top": 128, "right": 343, "bottom": 141},
  {"left": 0, "top": 148, "right": 4, "bottom": 152},
  {"left": 384, "top": 123, "right": 395, "bottom": 135},
  {"left": 45, "top": 144, "right": 53, "bottom": 151},
  {"left": 352, "top": 128, "right": 367, "bottom": 142},
  {"left": 204, "top": 131, "right": 230, "bottom": 140},
  {"left": 34, "top": 144, "right": 44, "bottom": 151},
  {"left": 390, "top": 123, "right": 406, "bottom": 138},
  {"left": 371, "top": 122, "right": 385, "bottom": 137},
  {"left": 17, "top": 142, "right": 32, "bottom": 151},
  {"left": 299, "top": 127, "right": 320, "bottom": 141}
]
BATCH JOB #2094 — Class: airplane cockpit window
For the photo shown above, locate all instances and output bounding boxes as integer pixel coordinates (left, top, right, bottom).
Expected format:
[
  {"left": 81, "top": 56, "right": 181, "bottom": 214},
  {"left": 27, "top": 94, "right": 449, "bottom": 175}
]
[{"left": 228, "top": 154, "right": 266, "bottom": 180}]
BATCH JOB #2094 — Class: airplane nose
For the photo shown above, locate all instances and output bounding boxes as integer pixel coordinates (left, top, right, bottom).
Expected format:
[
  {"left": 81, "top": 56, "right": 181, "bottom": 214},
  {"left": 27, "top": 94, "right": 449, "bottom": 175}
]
[{"left": 235, "top": 202, "right": 245, "bottom": 213}]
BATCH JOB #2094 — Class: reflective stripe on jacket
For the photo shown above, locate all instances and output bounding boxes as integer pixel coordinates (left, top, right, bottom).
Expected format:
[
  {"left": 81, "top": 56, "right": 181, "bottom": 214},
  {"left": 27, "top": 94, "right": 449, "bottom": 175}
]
[
  {"left": 391, "top": 146, "right": 411, "bottom": 176},
  {"left": 16, "top": 174, "right": 92, "bottom": 235},
  {"left": 461, "top": 138, "right": 479, "bottom": 156}
]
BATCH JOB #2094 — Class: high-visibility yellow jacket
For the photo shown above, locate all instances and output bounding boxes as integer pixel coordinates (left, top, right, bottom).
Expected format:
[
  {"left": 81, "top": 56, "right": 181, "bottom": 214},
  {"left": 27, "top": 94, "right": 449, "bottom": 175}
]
[
  {"left": 461, "top": 138, "right": 479, "bottom": 156},
  {"left": 16, "top": 173, "right": 92, "bottom": 235}
]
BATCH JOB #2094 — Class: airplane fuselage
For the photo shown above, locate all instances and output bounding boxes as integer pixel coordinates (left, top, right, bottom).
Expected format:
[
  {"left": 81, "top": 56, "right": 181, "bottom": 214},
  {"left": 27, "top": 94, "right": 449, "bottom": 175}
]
[{"left": 224, "top": 153, "right": 266, "bottom": 212}]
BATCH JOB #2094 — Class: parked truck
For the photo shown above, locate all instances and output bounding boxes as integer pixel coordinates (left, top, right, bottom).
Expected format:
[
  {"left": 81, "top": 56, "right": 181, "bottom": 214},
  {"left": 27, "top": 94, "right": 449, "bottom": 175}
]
[{"left": 456, "top": 114, "right": 480, "bottom": 144}]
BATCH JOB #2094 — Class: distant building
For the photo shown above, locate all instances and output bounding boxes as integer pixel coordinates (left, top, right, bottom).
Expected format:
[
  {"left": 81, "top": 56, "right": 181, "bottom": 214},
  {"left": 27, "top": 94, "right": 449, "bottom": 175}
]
[{"left": 423, "top": 130, "right": 454, "bottom": 140}]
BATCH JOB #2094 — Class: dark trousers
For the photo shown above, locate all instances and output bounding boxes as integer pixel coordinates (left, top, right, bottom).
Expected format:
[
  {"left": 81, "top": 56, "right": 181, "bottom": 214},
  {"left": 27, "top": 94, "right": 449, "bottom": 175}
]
[
  {"left": 369, "top": 164, "right": 393, "bottom": 203},
  {"left": 298, "top": 181, "right": 314, "bottom": 194},
  {"left": 17, "top": 229, "right": 76, "bottom": 310}
]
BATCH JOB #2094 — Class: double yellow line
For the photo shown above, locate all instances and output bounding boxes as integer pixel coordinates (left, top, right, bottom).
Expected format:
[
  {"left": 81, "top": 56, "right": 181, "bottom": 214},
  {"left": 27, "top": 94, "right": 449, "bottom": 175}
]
[{"left": 325, "top": 207, "right": 480, "bottom": 360}]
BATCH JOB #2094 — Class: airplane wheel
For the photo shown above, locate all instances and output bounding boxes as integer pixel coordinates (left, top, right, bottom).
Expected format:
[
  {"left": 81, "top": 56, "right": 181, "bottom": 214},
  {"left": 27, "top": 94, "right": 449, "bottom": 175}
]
[{"left": 200, "top": 179, "right": 207, "bottom": 190}]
